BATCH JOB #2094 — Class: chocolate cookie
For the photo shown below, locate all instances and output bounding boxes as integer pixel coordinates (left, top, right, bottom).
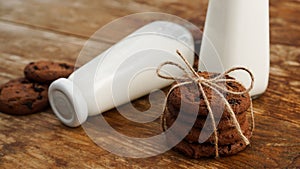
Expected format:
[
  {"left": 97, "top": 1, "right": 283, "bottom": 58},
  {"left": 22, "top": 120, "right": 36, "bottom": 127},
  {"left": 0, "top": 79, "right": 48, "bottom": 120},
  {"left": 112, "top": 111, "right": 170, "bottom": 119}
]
[
  {"left": 24, "top": 61, "right": 75, "bottom": 84},
  {"left": 166, "top": 127, "right": 252, "bottom": 158},
  {"left": 0, "top": 78, "right": 49, "bottom": 115},
  {"left": 167, "top": 72, "right": 251, "bottom": 118},
  {"left": 166, "top": 102, "right": 248, "bottom": 130},
  {"left": 165, "top": 110, "right": 250, "bottom": 145}
]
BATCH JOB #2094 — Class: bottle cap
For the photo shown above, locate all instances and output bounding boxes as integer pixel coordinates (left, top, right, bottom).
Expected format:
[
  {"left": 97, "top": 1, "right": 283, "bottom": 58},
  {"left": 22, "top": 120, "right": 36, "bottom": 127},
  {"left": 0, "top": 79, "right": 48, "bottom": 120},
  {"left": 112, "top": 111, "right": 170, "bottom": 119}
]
[{"left": 48, "top": 78, "right": 88, "bottom": 127}]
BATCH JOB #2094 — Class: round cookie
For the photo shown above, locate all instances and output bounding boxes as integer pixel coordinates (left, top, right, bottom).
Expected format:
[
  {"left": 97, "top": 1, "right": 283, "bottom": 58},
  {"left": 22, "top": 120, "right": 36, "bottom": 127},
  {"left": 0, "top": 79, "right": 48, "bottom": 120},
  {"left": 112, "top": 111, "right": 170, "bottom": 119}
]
[
  {"left": 167, "top": 72, "right": 251, "bottom": 118},
  {"left": 166, "top": 127, "right": 252, "bottom": 158},
  {"left": 166, "top": 102, "right": 248, "bottom": 130},
  {"left": 0, "top": 78, "right": 49, "bottom": 115},
  {"left": 24, "top": 61, "right": 75, "bottom": 84}
]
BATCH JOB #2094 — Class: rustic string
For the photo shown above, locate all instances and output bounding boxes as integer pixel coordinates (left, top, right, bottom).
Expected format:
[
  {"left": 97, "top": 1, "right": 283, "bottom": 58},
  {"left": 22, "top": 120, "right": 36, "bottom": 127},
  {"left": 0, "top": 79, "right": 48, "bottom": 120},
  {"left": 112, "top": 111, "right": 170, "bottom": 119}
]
[{"left": 158, "top": 50, "right": 255, "bottom": 157}]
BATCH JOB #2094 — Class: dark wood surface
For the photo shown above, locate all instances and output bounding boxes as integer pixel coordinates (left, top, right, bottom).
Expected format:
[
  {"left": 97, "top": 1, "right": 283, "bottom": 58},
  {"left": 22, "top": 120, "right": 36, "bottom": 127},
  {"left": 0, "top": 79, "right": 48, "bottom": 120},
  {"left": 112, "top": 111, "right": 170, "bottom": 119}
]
[{"left": 0, "top": 0, "right": 299, "bottom": 168}]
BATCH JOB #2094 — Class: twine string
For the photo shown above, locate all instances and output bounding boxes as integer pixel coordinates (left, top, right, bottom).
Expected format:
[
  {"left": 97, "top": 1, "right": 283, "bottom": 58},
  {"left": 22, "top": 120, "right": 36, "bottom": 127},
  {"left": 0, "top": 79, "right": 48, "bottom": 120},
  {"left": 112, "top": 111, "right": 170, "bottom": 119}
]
[{"left": 157, "top": 50, "right": 255, "bottom": 158}]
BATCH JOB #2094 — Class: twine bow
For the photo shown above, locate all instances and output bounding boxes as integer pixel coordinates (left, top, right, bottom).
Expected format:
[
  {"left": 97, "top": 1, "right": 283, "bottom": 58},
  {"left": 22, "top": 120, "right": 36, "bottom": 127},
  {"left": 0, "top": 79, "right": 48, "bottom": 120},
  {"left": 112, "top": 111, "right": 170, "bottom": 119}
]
[{"left": 157, "top": 50, "right": 255, "bottom": 157}]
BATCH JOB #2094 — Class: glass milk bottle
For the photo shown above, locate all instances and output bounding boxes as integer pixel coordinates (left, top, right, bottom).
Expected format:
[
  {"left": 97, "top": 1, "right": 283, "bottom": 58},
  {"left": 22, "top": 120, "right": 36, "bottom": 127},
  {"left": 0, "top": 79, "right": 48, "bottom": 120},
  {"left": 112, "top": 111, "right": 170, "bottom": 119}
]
[
  {"left": 199, "top": 0, "right": 270, "bottom": 97},
  {"left": 48, "top": 21, "right": 195, "bottom": 127}
]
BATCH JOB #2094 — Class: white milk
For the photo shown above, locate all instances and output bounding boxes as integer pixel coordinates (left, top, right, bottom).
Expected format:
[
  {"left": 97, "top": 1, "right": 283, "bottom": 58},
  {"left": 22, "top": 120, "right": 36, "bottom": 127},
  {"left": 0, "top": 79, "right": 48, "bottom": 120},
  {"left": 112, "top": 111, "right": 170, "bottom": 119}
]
[
  {"left": 199, "top": 0, "right": 270, "bottom": 97},
  {"left": 49, "top": 21, "right": 195, "bottom": 127}
]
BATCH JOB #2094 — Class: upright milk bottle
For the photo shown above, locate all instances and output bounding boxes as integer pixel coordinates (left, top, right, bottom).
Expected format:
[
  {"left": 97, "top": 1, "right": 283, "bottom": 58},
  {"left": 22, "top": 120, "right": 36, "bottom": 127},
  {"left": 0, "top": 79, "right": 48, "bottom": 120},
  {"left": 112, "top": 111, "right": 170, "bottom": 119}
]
[{"left": 199, "top": 0, "right": 270, "bottom": 97}]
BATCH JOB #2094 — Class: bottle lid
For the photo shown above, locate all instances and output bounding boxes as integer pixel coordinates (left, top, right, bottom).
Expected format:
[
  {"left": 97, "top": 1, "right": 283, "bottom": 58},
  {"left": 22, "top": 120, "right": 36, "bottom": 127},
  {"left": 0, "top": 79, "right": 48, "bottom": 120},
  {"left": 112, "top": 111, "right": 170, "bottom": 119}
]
[{"left": 48, "top": 78, "right": 88, "bottom": 127}]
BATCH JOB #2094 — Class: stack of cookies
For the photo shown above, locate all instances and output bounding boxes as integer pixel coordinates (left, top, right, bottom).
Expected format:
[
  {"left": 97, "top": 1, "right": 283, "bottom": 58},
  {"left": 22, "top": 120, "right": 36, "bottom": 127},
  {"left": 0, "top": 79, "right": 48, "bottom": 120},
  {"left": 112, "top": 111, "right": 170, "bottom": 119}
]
[
  {"left": 0, "top": 61, "right": 75, "bottom": 115},
  {"left": 164, "top": 72, "right": 252, "bottom": 158}
]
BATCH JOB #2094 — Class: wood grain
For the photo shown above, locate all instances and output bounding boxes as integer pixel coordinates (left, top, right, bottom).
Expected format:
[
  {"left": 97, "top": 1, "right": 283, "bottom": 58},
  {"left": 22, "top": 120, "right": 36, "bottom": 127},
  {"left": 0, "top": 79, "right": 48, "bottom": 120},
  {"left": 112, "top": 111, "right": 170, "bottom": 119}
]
[
  {"left": 270, "top": 0, "right": 300, "bottom": 46},
  {"left": 0, "top": 0, "right": 207, "bottom": 39},
  {"left": 0, "top": 0, "right": 299, "bottom": 168}
]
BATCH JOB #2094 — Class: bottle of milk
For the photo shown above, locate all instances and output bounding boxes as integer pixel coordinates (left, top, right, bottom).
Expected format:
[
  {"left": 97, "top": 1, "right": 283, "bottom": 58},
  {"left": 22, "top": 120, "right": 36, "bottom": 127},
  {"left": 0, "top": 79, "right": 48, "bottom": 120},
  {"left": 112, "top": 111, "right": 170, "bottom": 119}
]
[
  {"left": 199, "top": 0, "right": 270, "bottom": 97},
  {"left": 48, "top": 21, "right": 195, "bottom": 127}
]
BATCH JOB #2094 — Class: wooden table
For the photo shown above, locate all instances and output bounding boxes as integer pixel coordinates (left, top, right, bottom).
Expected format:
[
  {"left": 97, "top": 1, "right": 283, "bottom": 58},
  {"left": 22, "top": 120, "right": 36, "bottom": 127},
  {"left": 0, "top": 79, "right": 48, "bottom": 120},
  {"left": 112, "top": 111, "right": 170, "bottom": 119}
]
[{"left": 0, "top": 0, "right": 299, "bottom": 168}]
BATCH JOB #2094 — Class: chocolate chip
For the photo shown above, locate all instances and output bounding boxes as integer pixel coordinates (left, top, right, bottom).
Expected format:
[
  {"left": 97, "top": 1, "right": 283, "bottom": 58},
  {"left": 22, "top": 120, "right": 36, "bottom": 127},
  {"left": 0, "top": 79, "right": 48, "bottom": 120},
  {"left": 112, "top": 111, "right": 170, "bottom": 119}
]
[
  {"left": 228, "top": 99, "right": 241, "bottom": 105},
  {"left": 227, "top": 82, "right": 239, "bottom": 90},
  {"left": 59, "top": 63, "right": 71, "bottom": 69},
  {"left": 23, "top": 101, "right": 33, "bottom": 109},
  {"left": 20, "top": 79, "right": 30, "bottom": 84},
  {"left": 37, "top": 95, "right": 43, "bottom": 100},
  {"left": 227, "top": 82, "right": 235, "bottom": 88},
  {"left": 227, "top": 144, "right": 232, "bottom": 151},
  {"left": 33, "top": 84, "right": 44, "bottom": 92},
  {"left": 33, "top": 65, "right": 39, "bottom": 70}
]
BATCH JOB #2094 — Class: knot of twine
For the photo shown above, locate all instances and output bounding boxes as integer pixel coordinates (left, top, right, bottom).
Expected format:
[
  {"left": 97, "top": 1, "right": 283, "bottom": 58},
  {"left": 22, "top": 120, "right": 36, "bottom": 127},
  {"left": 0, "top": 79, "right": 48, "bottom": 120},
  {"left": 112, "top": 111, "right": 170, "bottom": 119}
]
[{"left": 157, "top": 50, "right": 255, "bottom": 158}]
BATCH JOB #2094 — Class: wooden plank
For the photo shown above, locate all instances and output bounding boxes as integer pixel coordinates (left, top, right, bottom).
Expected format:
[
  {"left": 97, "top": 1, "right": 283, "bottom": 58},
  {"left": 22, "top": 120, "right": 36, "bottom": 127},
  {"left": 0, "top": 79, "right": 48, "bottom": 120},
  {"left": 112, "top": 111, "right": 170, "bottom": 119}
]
[
  {"left": 1, "top": 0, "right": 300, "bottom": 47},
  {"left": 253, "top": 44, "right": 300, "bottom": 125},
  {"left": 270, "top": 0, "right": 300, "bottom": 46},
  {"left": 0, "top": 0, "right": 208, "bottom": 39}
]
